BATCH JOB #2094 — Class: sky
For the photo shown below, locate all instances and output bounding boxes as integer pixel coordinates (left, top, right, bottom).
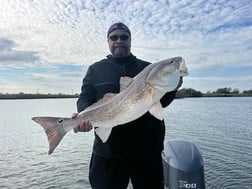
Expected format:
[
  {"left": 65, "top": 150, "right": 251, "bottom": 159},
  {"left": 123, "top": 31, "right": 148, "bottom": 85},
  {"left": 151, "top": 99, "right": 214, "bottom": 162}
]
[{"left": 0, "top": 0, "right": 252, "bottom": 94}]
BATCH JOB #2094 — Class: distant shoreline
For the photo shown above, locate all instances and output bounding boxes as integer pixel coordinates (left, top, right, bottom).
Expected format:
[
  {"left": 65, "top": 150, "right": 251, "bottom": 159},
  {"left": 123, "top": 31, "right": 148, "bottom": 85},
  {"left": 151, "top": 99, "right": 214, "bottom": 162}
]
[
  {"left": 0, "top": 93, "right": 79, "bottom": 100},
  {"left": 0, "top": 92, "right": 251, "bottom": 100},
  {"left": 1, "top": 87, "right": 252, "bottom": 99}
]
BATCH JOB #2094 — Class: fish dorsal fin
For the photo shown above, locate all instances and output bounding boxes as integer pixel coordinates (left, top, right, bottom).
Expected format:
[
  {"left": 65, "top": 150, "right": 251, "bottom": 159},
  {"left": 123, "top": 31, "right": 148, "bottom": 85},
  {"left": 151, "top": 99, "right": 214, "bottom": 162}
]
[
  {"left": 120, "top": 76, "right": 133, "bottom": 91},
  {"left": 149, "top": 102, "right": 164, "bottom": 121},
  {"left": 83, "top": 93, "right": 117, "bottom": 112},
  {"left": 95, "top": 127, "right": 113, "bottom": 143}
]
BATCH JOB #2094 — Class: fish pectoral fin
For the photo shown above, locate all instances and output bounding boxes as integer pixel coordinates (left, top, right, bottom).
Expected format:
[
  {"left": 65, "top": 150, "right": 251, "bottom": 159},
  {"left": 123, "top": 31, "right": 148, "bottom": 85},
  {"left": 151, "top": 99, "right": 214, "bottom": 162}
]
[
  {"left": 149, "top": 102, "right": 164, "bottom": 121},
  {"left": 95, "top": 127, "right": 113, "bottom": 143}
]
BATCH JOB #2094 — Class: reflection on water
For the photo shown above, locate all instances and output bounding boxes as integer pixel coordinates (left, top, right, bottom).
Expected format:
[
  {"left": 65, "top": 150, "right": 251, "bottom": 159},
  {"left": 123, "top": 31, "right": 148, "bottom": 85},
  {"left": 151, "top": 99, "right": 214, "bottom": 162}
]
[{"left": 0, "top": 97, "right": 251, "bottom": 188}]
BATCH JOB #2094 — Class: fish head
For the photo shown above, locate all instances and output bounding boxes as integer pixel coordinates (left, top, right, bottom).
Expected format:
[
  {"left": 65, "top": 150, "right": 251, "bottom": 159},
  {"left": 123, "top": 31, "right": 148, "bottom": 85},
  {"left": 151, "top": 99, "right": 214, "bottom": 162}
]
[{"left": 146, "top": 57, "right": 188, "bottom": 92}]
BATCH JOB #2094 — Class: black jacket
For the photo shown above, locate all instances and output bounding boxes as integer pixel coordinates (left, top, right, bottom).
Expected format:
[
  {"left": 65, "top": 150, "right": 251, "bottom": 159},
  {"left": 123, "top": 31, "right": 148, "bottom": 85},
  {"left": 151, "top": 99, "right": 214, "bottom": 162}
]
[{"left": 77, "top": 54, "right": 176, "bottom": 161}]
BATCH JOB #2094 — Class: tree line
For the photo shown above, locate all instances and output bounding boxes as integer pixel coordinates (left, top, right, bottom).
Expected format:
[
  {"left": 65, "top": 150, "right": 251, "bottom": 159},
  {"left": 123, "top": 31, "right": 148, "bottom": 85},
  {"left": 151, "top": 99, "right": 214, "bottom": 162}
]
[
  {"left": 0, "top": 88, "right": 252, "bottom": 99},
  {"left": 176, "top": 87, "right": 252, "bottom": 98},
  {"left": 0, "top": 92, "right": 78, "bottom": 99}
]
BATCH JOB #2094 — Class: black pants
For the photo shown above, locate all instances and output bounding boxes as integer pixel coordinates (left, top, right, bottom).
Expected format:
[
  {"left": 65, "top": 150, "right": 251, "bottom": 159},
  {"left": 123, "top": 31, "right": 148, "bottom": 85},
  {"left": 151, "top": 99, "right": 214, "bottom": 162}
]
[{"left": 89, "top": 154, "right": 164, "bottom": 189}]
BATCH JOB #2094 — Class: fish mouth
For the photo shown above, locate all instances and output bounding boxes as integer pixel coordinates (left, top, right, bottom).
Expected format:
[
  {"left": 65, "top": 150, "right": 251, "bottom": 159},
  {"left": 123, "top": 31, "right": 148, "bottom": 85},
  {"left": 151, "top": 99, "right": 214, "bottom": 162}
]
[{"left": 179, "top": 58, "right": 188, "bottom": 76}]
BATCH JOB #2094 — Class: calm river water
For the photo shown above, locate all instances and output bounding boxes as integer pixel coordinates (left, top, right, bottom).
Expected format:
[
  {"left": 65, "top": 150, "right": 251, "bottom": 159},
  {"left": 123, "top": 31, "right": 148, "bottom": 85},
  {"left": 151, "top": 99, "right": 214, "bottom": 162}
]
[{"left": 0, "top": 97, "right": 251, "bottom": 189}]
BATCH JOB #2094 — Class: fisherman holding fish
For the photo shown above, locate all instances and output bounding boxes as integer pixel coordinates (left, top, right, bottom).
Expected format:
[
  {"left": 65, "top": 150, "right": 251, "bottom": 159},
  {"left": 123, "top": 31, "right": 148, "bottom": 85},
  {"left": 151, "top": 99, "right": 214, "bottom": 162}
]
[
  {"left": 32, "top": 22, "right": 187, "bottom": 188},
  {"left": 73, "top": 23, "right": 183, "bottom": 189}
]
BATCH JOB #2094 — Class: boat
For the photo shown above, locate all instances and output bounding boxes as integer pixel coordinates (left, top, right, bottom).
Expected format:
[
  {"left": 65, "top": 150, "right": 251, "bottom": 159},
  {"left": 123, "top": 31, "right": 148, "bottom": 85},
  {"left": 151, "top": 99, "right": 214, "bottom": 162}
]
[{"left": 162, "top": 140, "right": 205, "bottom": 189}]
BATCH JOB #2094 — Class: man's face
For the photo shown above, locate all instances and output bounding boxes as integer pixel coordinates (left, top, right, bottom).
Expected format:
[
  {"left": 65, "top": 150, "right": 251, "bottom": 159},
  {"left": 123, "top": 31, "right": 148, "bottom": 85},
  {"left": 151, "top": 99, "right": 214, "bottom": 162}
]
[{"left": 108, "top": 29, "right": 131, "bottom": 57}]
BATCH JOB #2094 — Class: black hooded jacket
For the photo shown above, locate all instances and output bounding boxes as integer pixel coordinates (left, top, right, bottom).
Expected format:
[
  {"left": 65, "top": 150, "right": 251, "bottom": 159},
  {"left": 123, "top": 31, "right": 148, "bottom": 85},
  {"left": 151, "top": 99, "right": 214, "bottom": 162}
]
[{"left": 77, "top": 54, "right": 176, "bottom": 161}]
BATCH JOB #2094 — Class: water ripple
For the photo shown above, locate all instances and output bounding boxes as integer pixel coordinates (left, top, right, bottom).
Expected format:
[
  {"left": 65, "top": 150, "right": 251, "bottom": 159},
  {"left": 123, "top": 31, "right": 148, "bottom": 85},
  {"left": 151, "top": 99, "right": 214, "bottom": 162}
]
[{"left": 0, "top": 98, "right": 252, "bottom": 189}]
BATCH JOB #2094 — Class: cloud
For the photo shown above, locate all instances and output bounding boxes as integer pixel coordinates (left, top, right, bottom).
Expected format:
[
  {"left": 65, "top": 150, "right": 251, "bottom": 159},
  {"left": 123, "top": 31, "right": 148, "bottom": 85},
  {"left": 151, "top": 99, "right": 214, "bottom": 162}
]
[
  {"left": 184, "top": 74, "right": 252, "bottom": 93},
  {"left": 31, "top": 63, "right": 86, "bottom": 93},
  {"left": 0, "top": 38, "right": 39, "bottom": 65},
  {"left": 0, "top": 0, "right": 251, "bottom": 93},
  {"left": 0, "top": 37, "right": 15, "bottom": 51}
]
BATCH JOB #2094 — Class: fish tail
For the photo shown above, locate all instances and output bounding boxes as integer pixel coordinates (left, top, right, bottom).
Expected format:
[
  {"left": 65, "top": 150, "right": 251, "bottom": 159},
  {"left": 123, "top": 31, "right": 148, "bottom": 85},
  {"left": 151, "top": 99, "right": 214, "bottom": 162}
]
[{"left": 32, "top": 117, "right": 68, "bottom": 155}]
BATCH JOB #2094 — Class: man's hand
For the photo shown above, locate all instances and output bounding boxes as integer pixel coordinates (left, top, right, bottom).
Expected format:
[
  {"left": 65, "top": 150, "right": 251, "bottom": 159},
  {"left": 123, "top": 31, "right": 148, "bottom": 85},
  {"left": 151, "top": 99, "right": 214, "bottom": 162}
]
[{"left": 71, "top": 113, "right": 93, "bottom": 133}]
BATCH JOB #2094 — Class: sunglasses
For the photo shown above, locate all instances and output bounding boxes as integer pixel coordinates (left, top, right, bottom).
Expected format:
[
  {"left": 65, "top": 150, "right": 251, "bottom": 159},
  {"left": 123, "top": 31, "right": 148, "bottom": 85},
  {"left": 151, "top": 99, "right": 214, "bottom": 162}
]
[{"left": 109, "top": 34, "right": 129, "bottom": 41}]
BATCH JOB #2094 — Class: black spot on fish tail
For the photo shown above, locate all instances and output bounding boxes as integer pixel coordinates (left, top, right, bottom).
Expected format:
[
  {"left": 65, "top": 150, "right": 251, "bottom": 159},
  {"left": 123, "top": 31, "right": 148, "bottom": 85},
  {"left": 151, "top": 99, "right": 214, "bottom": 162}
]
[{"left": 32, "top": 117, "right": 67, "bottom": 155}]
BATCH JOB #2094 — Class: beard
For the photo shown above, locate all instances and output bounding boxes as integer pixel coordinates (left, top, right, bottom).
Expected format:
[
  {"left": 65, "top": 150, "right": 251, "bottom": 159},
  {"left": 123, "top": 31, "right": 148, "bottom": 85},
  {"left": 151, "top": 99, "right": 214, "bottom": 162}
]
[{"left": 112, "top": 46, "right": 130, "bottom": 57}]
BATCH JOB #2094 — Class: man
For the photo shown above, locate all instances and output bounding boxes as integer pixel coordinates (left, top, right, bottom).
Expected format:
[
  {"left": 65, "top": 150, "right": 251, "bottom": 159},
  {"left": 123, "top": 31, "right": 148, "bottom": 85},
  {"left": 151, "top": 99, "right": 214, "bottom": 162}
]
[{"left": 73, "top": 22, "right": 182, "bottom": 189}]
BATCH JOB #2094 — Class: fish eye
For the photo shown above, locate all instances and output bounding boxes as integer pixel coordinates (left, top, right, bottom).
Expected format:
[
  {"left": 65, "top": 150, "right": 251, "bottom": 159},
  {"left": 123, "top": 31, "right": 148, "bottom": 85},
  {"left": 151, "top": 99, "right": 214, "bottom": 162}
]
[{"left": 58, "top": 119, "right": 63, "bottom": 124}]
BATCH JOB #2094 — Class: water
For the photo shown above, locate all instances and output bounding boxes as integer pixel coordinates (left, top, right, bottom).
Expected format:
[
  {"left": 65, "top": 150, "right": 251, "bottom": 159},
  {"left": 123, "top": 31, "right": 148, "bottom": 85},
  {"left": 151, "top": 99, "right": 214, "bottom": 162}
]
[
  {"left": 0, "top": 97, "right": 251, "bottom": 189},
  {"left": 0, "top": 99, "right": 94, "bottom": 189},
  {"left": 164, "top": 97, "right": 252, "bottom": 189}
]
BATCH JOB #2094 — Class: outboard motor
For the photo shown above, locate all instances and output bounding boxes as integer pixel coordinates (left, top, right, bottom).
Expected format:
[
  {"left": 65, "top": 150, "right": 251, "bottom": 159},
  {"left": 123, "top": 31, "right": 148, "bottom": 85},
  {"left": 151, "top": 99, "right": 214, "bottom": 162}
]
[{"left": 162, "top": 140, "right": 205, "bottom": 189}]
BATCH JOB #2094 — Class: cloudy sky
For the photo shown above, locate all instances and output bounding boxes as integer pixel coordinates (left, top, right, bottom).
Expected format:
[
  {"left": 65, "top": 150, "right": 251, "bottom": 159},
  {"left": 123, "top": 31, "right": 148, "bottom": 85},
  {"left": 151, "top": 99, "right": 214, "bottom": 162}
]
[{"left": 0, "top": 0, "right": 251, "bottom": 94}]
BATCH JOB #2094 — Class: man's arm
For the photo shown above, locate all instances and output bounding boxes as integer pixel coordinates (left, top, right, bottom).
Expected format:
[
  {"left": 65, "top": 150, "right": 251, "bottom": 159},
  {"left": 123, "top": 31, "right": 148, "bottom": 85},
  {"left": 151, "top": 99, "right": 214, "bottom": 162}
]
[
  {"left": 160, "top": 77, "right": 183, "bottom": 108},
  {"left": 73, "top": 67, "right": 96, "bottom": 132},
  {"left": 77, "top": 67, "right": 97, "bottom": 113},
  {"left": 160, "top": 91, "right": 177, "bottom": 108}
]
